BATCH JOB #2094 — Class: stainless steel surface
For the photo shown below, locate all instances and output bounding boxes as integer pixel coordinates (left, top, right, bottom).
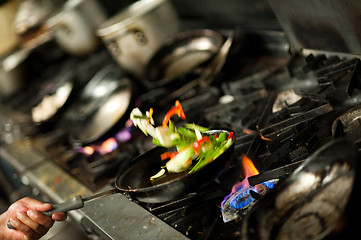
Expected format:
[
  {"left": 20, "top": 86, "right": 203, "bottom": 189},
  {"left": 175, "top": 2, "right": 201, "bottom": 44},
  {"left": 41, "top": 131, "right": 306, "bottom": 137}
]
[
  {"left": 80, "top": 187, "right": 190, "bottom": 240},
  {"left": 97, "top": 0, "right": 180, "bottom": 78},
  {"left": 268, "top": 0, "right": 361, "bottom": 54}
]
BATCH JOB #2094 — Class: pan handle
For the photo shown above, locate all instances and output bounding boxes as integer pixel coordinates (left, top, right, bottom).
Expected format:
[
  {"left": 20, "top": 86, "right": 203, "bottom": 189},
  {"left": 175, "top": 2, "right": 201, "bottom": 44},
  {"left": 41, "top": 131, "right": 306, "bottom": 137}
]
[{"left": 7, "top": 196, "right": 84, "bottom": 230}]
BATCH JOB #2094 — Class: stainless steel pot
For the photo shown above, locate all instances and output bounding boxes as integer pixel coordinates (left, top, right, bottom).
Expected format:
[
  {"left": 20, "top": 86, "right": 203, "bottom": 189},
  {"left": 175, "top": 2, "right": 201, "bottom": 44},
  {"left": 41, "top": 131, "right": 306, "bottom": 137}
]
[
  {"left": 46, "top": 0, "right": 107, "bottom": 56},
  {"left": 14, "top": 0, "right": 107, "bottom": 57},
  {"left": 97, "top": 0, "right": 180, "bottom": 79},
  {"left": 0, "top": 0, "right": 20, "bottom": 57},
  {"left": 0, "top": 51, "right": 24, "bottom": 99}
]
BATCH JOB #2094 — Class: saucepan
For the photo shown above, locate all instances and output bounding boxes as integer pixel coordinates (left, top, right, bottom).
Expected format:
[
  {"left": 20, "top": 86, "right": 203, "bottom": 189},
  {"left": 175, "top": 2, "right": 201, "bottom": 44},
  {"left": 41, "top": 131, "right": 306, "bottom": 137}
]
[
  {"left": 13, "top": 0, "right": 107, "bottom": 58},
  {"left": 242, "top": 139, "right": 359, "bottom": 240},
  {"left": 96, "top": 0, "right": 180, "bottom": 79},
  {"left": 45, "top": 0, "right": 107, "bottom": 56},
  {"left": 0, "top": 0, "right": 20, "bottom": 57},
  {"left": 7, "top": 128, "right": 235, "bottom": 229}
]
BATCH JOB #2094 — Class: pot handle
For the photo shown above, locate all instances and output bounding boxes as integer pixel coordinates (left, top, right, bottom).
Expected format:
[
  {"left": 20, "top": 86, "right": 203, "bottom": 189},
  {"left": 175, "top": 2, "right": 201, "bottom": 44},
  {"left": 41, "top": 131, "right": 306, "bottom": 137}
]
[{"left": 107, "top": 28, "right": 147, "bottom": 56}]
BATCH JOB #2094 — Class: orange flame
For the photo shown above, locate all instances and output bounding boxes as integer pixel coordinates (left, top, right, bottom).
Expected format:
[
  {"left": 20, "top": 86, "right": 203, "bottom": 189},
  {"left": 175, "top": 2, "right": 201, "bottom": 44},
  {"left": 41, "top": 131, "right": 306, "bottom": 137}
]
[
  {"left": 78, "top": 137, "right": 118, "bottom": 156},
  {"left": 242, "top": 128, "right": 272, "bottom": 141},
  {"left": 99, "top": 138, "right": 118, "bottom": 154},
  {"left": 82, "top": 146, "right": 95, "bottom": 155},
  {"left": 221, "top": 154, "right": 260, "bottom": 209},
  {"left": 230, "top": 154, "right": 259, "bottom": 194},
  {"left": 242, "top": 154, "right": 259, "bottom": 177}
]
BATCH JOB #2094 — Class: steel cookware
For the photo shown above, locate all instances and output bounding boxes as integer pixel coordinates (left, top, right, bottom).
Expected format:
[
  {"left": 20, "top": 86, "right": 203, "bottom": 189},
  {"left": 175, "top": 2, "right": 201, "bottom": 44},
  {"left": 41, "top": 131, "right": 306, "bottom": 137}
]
[
  {"left": 0, "top": 51, "right": 25, "bottom": 99},
  {"left": 97, "top": 0, "right": 180, "bottom": 79},
  {"left": 142, "top": 29, "right": 225, "bottom": 89},
  {"left": 14, "top": 0, "right": 107, "bottom": 57},
  {"left": 30, "top": 60, "right": 79, "bottom": 125},
  {"left": 0, "top": 0, "right": 20, "bottom": 57},
  {"left": 65, "top": 64, "right": 135, "bottom": 146},
  {"left": 46, "top": 0, "right": 107, "bottom": 56}
]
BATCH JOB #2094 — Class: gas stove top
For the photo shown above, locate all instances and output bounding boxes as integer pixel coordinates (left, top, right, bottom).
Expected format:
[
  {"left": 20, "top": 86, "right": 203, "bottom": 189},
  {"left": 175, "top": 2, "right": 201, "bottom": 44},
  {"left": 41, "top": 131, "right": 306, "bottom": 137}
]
[{"left": 2, "top": 44, "right": 361, "bottom": 239}]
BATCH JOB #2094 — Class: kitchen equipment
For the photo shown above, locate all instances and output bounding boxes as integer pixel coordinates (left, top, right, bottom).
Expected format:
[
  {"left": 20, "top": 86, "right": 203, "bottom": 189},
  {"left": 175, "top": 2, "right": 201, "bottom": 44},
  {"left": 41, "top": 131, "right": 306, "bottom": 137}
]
[
  {"left": 65, "top": 64, "right": 135, "bottom": 146},
  {"left": 96, "top": 0, "right": 180, "bottom": 79},
  {"left": 117, "top": 129, "right": 235, "bottom": 203},
  {"left": 143, "top": 29, "right": 225, "bottom": 89},
  {"left": 14, "top": 0, "right": 107, "bottom": 57},
  {"left": 0, "top": 51, "right": 25, "bottom": 99},
  {"left": 242, "top": 139, "right": 358, "bottom": 240},
  {"left": 0, "top": 0, "right": 20, "bottom": 57},
  {"left": 157, "top": 32, "right": 234, "bottom": 105},
  {"left": 46, "top": 0, "right": 107, "bottom": 56},
  {"left": 30, "top": 60, "right": 80, "bottom": 125}
]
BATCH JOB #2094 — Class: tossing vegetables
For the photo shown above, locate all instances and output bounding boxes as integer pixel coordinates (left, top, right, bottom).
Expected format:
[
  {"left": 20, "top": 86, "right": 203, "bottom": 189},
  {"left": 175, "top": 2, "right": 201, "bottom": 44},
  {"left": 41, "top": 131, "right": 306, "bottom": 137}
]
[{"left": 130, "top": 100, "right": 234, "bottom": 180}]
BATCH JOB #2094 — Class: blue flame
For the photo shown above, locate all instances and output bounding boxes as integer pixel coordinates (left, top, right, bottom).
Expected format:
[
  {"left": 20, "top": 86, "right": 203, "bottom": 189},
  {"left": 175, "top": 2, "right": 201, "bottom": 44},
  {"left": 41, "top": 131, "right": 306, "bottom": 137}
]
[
  {"left": 262, "top": 180, "right": 274, "bottom": 189},
  {"left": 230, "top": 188, "right": 254, "bottom": 209},
  {"left": 228, "top": 180, "right": 275, "bottom": 210}
]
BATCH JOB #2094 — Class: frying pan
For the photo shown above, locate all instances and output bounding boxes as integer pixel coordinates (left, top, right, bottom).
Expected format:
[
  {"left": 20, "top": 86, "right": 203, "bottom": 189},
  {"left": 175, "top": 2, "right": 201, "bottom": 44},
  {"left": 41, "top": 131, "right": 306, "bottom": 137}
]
[
  {"left": 7, "top": 128, "right": 235, "bottom": 229},
  {"left": 142, "top": 29, "right": 224, "bottom": 89},
  {"left": 30, "top": 60, "right": 80, "bottom": 126},
  {"left": 64, "top": 64, "right": 135, "bottom": 146},
  {"left": 241, "top": 139, "right": 358, "bottom": 240},
  {"left": 116, "top": 128, "right": 235, "bottom": 203}
]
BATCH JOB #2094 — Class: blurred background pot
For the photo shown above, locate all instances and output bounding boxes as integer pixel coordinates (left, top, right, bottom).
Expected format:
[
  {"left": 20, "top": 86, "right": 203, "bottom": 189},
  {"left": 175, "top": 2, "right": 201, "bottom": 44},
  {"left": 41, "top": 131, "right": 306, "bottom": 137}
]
[
  {"left": 0, "top": 0, "right": 20, "bottom": 57},
  {"left": 46, "top": 0, "right": 107, "bottom": 56},
  {"left": 0, "top": 51, "right": 25, "bottom": 99},
  {"left": 97, "top": 0, "right": 180, "bottom": 79}
]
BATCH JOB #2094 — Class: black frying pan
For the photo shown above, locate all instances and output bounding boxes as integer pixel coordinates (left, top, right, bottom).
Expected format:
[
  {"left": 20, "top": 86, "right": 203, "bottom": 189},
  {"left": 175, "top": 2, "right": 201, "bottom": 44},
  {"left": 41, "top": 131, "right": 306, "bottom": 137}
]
[
  {"left": 241, "top": 139, "right": 358, "bottom": 240},
  {"left": 116, "top": 128, "right": 235, "bottom": 203},
  {"left": 8, "top": 128, "right": 235, "bottom": 229}
]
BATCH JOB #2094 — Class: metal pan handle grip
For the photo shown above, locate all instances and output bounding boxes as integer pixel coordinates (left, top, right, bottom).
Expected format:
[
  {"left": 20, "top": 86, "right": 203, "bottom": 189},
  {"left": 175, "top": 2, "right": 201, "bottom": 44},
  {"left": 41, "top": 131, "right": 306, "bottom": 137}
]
[{"left": 7, "top": 196, "right": 84, "bottom": 229}]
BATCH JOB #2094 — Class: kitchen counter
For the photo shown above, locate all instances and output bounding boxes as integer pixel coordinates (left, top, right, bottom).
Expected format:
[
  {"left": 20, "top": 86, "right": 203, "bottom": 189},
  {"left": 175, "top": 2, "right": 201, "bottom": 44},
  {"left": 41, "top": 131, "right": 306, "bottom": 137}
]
[{"left": 0, "top": 105, "right": 189, "bottom": 240}]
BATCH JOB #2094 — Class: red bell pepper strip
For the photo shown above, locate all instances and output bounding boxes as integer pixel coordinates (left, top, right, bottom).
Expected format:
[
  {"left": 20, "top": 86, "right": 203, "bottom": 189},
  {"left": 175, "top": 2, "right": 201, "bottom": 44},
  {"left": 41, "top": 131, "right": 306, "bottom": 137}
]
[
  {"left": 227, "top": 131, "right": 234, "bottom": 140},
  {"left": 193, "top": 136, "right": 211, "bottom": 154},
  {"left": 162, "top": 100, "right": 186, "bottom": 128},
  {"left": 160, "top": 151, "right": 178, "bottom": 161}
]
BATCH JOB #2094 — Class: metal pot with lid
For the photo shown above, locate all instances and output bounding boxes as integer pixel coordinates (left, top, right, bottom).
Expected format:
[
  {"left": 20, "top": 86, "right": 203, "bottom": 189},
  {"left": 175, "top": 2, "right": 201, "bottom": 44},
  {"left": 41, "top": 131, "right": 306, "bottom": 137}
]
[
  {"left": 13, "top": 0, "right": 107, "bottom": 57},
  {"left": 97, "top": 0, "right": 180, "bottom": 79},
  {"left": 0, "top": 0, "right": 20, "bottom": 57}
]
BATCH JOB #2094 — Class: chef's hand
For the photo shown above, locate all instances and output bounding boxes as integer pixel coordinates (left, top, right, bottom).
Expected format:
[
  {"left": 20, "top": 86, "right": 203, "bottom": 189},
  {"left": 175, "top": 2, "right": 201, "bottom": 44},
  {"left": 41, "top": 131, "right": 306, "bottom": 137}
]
[{"left": 0, "top": 197, "right": 67, "bottom": 240}]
